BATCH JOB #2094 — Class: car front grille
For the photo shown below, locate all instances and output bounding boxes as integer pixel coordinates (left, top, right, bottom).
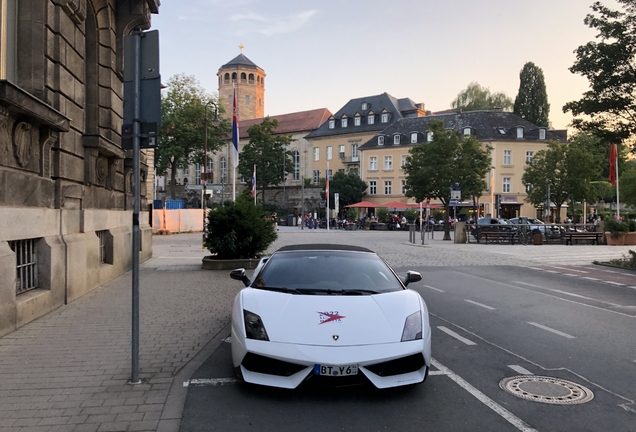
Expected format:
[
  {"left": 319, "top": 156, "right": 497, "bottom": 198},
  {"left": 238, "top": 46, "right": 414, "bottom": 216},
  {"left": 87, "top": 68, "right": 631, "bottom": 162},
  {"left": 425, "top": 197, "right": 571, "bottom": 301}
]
[
  {"left": 241, "top": 353, "right": 307, "bottom": 377},
  {"left": 365, "top": 353, "right": 425, "bottom": 377}
]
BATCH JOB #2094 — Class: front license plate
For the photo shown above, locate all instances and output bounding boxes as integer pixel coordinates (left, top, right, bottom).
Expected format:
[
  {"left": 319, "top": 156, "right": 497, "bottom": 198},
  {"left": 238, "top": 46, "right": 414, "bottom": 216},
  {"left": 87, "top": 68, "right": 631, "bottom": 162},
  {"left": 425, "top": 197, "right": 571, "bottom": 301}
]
[{"left": 314, "top": 364, "right": 359, "bottom": 376}]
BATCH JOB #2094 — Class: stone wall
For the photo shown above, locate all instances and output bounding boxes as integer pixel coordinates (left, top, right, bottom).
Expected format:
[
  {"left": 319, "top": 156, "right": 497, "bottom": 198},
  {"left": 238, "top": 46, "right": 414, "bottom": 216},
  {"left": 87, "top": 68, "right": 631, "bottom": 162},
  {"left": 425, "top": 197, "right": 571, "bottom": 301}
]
[{"left": 0, "top": 0, "right": 159, "bottom": 337}]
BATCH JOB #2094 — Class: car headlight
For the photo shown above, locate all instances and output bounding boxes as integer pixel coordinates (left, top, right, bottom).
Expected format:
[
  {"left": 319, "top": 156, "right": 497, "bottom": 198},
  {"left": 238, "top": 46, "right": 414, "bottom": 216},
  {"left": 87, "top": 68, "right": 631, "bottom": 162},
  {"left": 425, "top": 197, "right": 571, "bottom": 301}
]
[
  {"left": 244, "top": 310, "right": 269, "bottom": 341},
  {"left": 401, "top": 311, "right": 422, "bottom": 341}
]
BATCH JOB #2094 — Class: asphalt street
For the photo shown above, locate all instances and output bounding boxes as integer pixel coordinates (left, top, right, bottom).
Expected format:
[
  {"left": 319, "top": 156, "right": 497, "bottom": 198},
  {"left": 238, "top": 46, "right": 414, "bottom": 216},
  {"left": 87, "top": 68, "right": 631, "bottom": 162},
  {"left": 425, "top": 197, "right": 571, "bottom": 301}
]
[
  {"left": 179, "top": 228, "right": 636, "bottom": 432},
  {"left": 1, "top": 227, "right": 634, "bottom": 432}
]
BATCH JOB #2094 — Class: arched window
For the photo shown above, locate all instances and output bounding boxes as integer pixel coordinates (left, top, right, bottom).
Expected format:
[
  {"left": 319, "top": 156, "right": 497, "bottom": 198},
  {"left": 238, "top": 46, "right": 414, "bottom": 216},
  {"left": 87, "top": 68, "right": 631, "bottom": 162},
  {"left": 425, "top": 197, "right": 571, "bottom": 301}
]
[
  {"left": 261, "top": 77, "right": 265, "bottom": 86},
  {"left": 249, "top": 73, "right": 254, "bottom": 83},
  {"left": 224, "top": 73, "right": 230, "bottom": 83},
  {"left": 232, "top": 72, "right": 237, "bottom": 81},
  {"left": 293, "top": 151, "right": 300, "bottom": 180},
  {"left": 240, "top": 72, "right": 246, "bottom": 83}
]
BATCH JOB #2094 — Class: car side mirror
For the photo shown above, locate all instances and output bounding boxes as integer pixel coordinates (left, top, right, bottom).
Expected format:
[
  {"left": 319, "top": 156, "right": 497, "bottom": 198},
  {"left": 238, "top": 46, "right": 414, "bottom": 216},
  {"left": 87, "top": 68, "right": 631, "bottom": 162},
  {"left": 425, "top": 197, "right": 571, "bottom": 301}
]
[
  {"left": 230, "top": 268, "right": 251, "bottom": 287},
  {"left": 403, "top": 271, "right": 422, "bottom": 287}
]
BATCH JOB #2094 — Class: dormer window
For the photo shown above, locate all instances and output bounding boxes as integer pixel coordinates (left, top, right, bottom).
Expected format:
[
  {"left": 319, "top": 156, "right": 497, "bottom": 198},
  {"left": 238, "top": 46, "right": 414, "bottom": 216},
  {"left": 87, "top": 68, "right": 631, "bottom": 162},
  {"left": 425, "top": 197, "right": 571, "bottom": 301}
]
[
  {"left": 539, "top": 128, "right": 546, "bottom": 140},
  {"left": 362, "top": 102, "right": 368, "bottom": 110},
  {"left": 342, "top": 118, "right": 348, "bottom": 128},
  {"left": 368, "top": 114, "right": 375, "bottom": 125},
  {"left": 516, "top": 127, "right": 524, "bottom": 138},
  {"left": 410, "top": 132, "right": 418, "bottom": 143},
  {"left": 381, "top": 113, "right": 389, "bottom": 123},
  {"left": 463, "top": 127, "right": 472, "bottom": 136},
  {"left": 427, "top": 131, "right": 434, "bottom": 142},
  {"left": 497, "top": 127, "right": 506, "bottom": 135},
  {"left": 329, "top": 119, "right": 335, "bottom": 129},
  {"left": 378, "top": 136, "right": 384, "bottom": 146},
  {"left": 354, "top": 116, "right": 361, "bottom": 126},
  {"left": 393, "top": 134, "right": 401, "bottom": 145}
]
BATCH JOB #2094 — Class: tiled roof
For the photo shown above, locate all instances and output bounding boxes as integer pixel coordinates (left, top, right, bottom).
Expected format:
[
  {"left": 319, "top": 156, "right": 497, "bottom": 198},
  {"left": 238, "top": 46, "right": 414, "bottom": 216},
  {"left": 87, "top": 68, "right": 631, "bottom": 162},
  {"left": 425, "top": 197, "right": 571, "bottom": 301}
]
[
  {"left": 359, "top": 110, "right": 567, "bottom": 149},
  {"left": 238, "top": 108, "right": 332, "bottom": 139},
  {"left": 305, "top": 92, "right": 422, "bottom": 139},
  {"left": 218, "top": 53, "right": 260, "bottom": 71}
]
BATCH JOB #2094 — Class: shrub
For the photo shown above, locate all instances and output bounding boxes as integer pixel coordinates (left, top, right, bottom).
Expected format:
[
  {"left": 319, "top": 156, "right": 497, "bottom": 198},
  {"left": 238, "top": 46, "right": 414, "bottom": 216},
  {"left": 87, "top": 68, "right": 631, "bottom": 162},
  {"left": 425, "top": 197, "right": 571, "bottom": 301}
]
[
  {"left": 404, "top": 208, "right": 418, "bottom": 223},
  {"left": 346, "top": 207, "right": 358, "bottom": 221},
  {"left": 375, "top": 207, "right": 389, "bottom": 223},
  {"left": 204, "top": 196, "right": 277, "bottom": 259},
  {"left": 603, "top": 216, "right": 630, "bottom": 238}
]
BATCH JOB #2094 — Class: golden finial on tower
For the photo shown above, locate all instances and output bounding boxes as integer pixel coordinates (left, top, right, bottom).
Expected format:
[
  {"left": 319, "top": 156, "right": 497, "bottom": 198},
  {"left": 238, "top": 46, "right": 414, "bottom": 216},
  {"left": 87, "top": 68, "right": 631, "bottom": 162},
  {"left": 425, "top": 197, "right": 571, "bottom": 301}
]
[{"left": 239, "top": 43, "right": 244, "bottom": 52}]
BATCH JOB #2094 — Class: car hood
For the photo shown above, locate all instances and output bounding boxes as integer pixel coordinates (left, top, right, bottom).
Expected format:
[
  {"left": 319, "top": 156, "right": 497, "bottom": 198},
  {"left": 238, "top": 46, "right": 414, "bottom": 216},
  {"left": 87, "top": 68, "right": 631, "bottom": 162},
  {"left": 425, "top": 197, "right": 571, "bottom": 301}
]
[{"left": 240, "top": 289, "right": 422, "bottom": 346}]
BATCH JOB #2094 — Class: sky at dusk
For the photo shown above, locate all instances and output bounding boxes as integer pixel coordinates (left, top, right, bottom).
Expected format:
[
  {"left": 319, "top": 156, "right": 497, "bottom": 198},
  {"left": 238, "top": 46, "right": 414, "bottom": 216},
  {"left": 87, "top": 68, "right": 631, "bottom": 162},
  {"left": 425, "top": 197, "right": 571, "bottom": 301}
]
[{"left": 151, "top": 0, "right": 621, "bottom": 131}]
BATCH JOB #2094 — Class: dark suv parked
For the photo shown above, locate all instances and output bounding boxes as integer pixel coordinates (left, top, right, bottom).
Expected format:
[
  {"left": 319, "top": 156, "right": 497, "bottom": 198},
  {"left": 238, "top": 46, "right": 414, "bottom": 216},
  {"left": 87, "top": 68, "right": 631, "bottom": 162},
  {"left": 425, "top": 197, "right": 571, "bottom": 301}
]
[{"left": 471, "top": 217, "right": 516, "bottom": 241}]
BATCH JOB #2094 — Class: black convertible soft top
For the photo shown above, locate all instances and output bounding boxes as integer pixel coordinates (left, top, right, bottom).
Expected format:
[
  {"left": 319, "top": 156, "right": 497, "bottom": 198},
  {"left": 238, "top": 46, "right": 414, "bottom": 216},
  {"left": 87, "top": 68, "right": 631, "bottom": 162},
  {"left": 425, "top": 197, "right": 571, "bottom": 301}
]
[{"left": 276, "top": 244, "right": 374, "bottom": 253}]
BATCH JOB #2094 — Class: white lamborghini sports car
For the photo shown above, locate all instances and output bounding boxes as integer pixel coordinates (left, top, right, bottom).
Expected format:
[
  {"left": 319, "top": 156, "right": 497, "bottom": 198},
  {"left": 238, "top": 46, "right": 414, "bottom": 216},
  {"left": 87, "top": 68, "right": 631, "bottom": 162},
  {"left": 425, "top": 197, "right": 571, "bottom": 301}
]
[{"left": 229, "top": 244, "right": 431, "bottom": 389}]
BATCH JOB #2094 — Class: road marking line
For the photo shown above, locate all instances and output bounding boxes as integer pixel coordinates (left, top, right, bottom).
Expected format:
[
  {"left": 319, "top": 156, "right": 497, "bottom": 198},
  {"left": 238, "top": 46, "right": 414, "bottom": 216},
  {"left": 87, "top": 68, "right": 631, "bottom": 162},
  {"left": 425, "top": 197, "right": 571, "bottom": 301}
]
[
  {"left": 183, "top": 378, "right": 237, "bottom": 387},
  {"left": 544, "top": 270, "right": 558, "bottom": 273},
  {"left": 432, "top": 359, "right": 538, "bottom": 432},
  {"left": 223, "top": 337, "right": 232, "bottom": 343},
  {"left": 605, "top": 281, "right": 625, "bottom": 286},
  {"left": 550, "top": 266, "right": 588, "bottom": 273},
  {"left": 527, "top": 322, "right": 576, "bottom": 339},
  {"left": 514, "top": 281, "right": 622, "bottom": 307},
  {"left": 438, "top": 326, "right": 477, "bottom": 345},
  {"left": 581, "top": 276, "right": 600, "bottom": 281},
  {"left": 465, "top": 299, "right": 496, "bottom": 310},
  {"left": 630, "top": 286, "right": 636, "bottom": 290},
  {"left": 562, "top": 274, "right": 578, "bottom": 277},
  {"left": 528, "top": 267, "right": 543, "bottom": 271},
  {"left": 424, "top": 284, "right": 445, "bottom": 292},
  {"left": 428, "top": 370, "right": 446, "bottom": 376},
  {"left": 508, "top": 365, "right": 533, "bottom": 375}
]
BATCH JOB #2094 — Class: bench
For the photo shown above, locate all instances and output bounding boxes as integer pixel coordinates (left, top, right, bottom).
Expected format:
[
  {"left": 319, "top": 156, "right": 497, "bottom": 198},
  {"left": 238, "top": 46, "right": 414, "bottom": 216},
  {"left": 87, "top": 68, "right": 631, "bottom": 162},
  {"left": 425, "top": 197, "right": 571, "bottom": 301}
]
[
  {"left": 562, "top": 231, "right": 602, "bottom": 245},
  {"left": 479, "top": 231, "right": 515, "bottom": 244}
]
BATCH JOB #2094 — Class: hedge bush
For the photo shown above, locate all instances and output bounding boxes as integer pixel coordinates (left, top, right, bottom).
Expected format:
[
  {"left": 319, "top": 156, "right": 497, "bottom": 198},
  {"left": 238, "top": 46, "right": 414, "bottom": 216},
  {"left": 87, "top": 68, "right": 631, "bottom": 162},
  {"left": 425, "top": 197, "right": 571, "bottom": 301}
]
[{"left": 204, "top": 194, "right": 277, "bottom": 259}]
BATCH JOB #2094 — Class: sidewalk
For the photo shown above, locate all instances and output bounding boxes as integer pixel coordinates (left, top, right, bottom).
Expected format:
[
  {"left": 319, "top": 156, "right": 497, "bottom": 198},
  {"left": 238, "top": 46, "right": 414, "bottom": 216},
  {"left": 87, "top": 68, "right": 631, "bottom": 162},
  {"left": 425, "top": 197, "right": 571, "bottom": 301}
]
[
  {"left": 0, "top": 234, "right": 233, "bottom": 432},
  {"left": 0, "top": 230, "right": 632, "bottom": 432}
]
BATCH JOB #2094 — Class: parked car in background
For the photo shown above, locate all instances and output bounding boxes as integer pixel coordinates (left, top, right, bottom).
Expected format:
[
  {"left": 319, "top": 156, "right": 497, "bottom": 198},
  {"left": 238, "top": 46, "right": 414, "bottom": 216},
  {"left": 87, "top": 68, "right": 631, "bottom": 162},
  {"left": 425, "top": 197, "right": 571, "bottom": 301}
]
[
  {"left": 470, "top": 217, "right": 516, "bottom": 241},
  {"left": 509, "top": 217, "right": 563, "bottom": 239}
]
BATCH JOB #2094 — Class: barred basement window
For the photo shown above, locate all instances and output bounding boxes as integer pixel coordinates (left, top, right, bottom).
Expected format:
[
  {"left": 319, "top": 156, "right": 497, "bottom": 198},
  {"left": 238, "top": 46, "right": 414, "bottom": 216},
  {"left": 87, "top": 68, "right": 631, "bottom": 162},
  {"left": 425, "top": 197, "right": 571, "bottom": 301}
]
[
  {"left": 9, "top": 239, "right": 38, "bottom": 295},
  {"left": 97, "top": 230, "right": 107, "bottom": 264}
]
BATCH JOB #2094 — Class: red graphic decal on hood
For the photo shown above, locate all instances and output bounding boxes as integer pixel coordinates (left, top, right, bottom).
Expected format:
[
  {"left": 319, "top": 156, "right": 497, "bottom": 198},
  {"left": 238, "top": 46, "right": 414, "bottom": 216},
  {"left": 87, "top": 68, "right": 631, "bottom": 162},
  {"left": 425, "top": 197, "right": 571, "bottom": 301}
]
[{"left": 318, "top": 311, "right": 345, "bottom": 325}]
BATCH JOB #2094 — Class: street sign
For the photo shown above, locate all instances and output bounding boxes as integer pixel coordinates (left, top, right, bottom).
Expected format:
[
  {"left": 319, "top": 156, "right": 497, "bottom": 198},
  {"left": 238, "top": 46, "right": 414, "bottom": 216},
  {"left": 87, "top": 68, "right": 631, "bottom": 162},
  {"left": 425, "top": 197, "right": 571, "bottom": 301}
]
[{"left": 450, "top": 199, "right": 459, "bottom": 205}]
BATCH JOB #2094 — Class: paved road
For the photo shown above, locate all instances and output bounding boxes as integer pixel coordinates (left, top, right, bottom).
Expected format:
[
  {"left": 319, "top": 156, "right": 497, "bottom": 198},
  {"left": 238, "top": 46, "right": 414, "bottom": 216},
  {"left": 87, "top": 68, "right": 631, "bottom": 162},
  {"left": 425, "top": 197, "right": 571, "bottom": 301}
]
[
  {"left": 0, "top": 228, "right": 634, "bottom": 432},
  {"left": 180, "top": 263, "right": 636, "bottom": 432}
]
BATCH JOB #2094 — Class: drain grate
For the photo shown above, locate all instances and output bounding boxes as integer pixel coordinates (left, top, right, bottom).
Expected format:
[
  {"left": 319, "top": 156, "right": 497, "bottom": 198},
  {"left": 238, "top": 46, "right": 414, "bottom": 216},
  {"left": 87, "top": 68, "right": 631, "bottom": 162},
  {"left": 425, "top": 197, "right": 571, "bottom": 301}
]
[{"left": 500, "top": 375, "right": 594, "bottom": 405}]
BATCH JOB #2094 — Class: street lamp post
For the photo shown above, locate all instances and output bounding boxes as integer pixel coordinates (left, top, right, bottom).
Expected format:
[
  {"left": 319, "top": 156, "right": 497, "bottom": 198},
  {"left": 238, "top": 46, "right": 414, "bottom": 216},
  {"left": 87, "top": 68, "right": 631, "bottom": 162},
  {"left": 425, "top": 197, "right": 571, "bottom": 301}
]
[{"left": 202, "top": 101, "right": 220, "bottom": 245}]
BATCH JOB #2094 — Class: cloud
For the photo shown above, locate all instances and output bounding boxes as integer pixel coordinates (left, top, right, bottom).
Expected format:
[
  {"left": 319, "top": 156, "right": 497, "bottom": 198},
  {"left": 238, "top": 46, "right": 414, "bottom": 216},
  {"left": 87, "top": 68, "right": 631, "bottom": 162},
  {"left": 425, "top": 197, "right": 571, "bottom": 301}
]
[{"left": 231, "top": 10, "right": 318, "bottom": 36}]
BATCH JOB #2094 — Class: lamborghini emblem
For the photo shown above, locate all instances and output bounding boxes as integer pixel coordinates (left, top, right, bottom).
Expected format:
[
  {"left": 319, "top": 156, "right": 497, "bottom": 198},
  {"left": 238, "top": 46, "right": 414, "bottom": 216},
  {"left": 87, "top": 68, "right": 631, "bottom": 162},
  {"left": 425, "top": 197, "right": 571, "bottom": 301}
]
[{"left": 332, "top": 335, "right": 339, "bottom": 341}]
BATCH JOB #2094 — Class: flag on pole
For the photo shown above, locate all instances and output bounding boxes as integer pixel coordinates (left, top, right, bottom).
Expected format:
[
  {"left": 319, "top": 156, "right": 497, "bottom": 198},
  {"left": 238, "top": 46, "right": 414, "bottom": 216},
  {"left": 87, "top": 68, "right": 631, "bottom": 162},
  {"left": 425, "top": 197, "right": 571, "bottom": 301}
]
[
  {"left": 231, "top": 87, "right": 239, "bottom": 168},
  {"left": 251, "top": 164, "right": 256, "bottom": 198},
  {"left": 609, "top": 143, "right": 617, "bottom": 187},
  {"left": 325, "top": 165, "right": 329, "bottom": 194}
]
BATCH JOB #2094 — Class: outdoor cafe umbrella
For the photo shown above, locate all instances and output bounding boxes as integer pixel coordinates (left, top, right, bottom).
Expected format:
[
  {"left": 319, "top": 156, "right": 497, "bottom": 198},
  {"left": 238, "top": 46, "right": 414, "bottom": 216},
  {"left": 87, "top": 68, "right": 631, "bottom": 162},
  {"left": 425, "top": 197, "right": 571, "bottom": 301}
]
[
  {"left": 345, "top": 201, "right": 381, "bottom": 208},
  {"left": 381, "top": 201, "right": 412, "bottom": 211}
]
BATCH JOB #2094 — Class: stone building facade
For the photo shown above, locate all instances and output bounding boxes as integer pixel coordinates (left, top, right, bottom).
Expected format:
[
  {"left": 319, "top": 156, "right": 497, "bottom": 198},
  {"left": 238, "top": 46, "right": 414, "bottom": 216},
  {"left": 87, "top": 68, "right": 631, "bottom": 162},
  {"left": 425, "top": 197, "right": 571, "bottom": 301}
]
[{"left": 0, "top": 0, "right": 159, "bottom": 337}]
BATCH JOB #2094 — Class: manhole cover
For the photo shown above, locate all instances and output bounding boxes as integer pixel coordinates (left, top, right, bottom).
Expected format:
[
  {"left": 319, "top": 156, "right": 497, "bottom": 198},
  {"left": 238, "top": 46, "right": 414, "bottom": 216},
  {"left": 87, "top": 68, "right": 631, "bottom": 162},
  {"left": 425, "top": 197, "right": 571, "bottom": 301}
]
[{"left": 499, "top": 375, "right": 594, "bottom": 405}]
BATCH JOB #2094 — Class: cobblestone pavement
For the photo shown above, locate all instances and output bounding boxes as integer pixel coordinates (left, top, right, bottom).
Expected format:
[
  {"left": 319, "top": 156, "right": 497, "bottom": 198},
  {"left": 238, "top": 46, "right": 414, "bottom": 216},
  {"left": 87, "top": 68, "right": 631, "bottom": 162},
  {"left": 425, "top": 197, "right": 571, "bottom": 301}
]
[{"left": 0, "top": 228, "right": 632, "bottom": 431}]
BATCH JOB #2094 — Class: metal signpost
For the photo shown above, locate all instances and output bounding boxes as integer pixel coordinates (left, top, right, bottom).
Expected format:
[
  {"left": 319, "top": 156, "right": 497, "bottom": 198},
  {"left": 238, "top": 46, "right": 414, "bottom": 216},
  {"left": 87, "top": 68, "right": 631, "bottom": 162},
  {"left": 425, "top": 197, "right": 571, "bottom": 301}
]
[
  {"left": 450, "top": 185, "right": 461, "bottom": 238},
  {"left": 123, "top": 29, "right": 161, "bottom": 384}
]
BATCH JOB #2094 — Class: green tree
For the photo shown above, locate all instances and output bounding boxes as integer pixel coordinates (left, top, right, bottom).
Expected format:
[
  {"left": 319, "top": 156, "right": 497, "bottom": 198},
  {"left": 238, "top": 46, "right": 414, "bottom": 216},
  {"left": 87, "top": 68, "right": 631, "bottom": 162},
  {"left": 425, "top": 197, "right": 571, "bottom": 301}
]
[
  {"left": 403, "top": 120, "right": 492, "bottom": 240},
  {"left": 620, "top": 161, "right": 636, "bottom": 207},
  {"left": 156, "top": 74, "right": 230, "bottom": 199},
  {"left": 522, "top": 142, "right": 600, "bottom": 222},
  {"left": 326, "top": 171, "right": 368, "bottom": 212},
  {"left": 563, "top": 0, "right": 636, "bottom": 148},
  {"left": 514, "top": 62, "right": 550, "bottom": 127},
  {"left": 237, "top": 117, "right": 294, "bottom": 203},
  {"left": 451, "top": 82, "right": 514, "bottom": 112}
]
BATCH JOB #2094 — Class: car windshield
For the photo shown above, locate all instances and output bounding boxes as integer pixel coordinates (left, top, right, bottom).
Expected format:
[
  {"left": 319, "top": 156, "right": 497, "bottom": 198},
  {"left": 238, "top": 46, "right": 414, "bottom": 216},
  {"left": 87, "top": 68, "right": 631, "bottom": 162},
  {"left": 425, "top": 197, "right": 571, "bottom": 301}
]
[{"left": 252, "top": 250, "right": 404, "bottom": 294}]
